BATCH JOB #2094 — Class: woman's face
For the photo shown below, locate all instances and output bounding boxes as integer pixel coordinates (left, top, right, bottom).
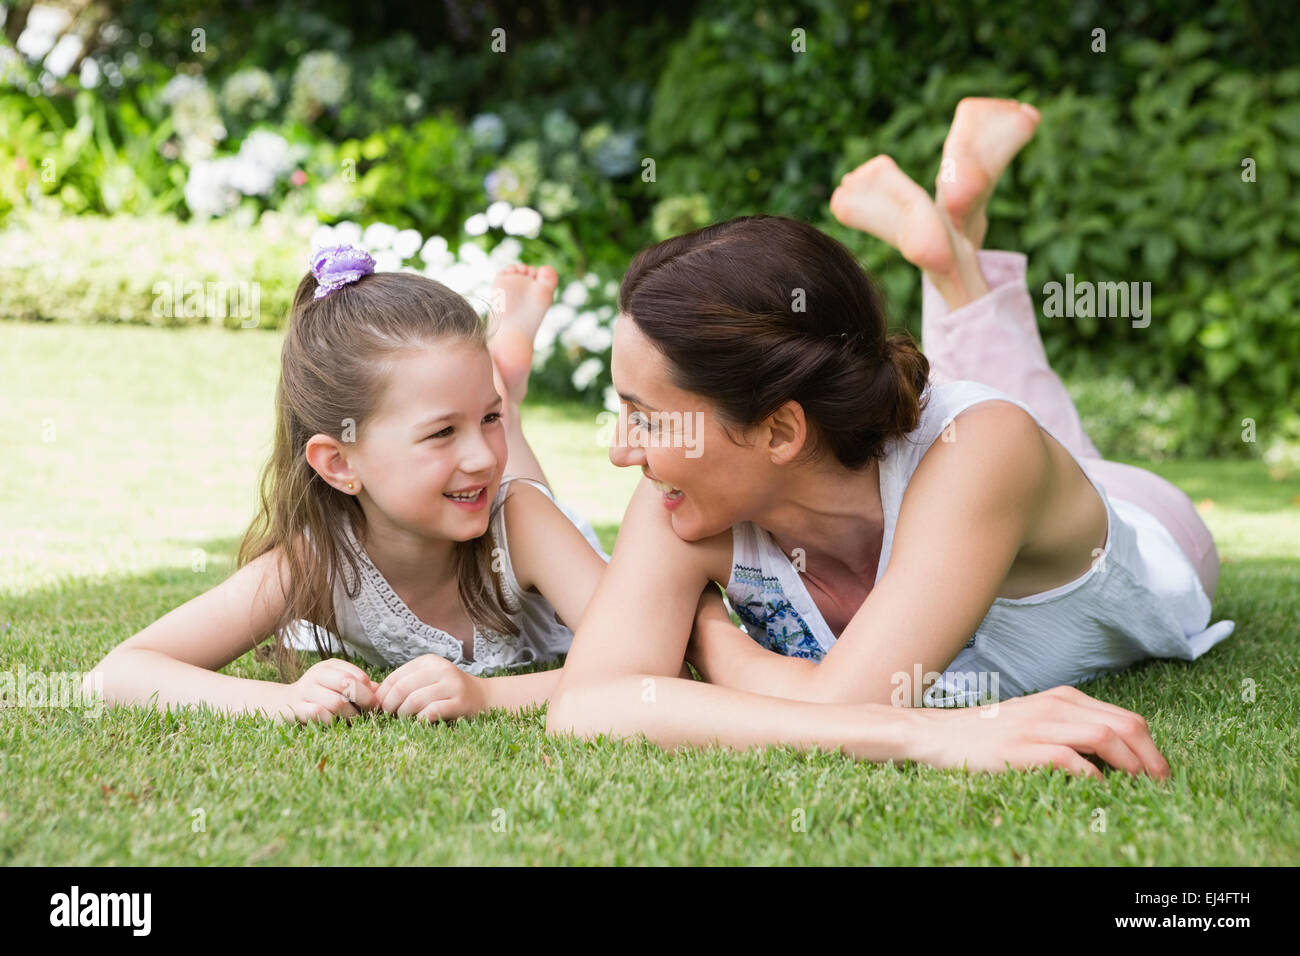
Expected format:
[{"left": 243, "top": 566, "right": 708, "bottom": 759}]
[{"left": 608, "top": 314, "right": 778, "bottom": 541}]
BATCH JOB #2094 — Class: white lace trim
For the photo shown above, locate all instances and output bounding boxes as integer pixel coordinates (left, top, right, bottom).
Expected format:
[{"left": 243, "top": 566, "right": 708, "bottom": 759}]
[{"left": 340, "top": 520, "right": 530, "bottom": 676}]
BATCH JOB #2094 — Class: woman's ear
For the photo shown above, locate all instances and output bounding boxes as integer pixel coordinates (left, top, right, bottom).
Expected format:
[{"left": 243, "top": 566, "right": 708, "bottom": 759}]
[
  {"left": 305, "top": 433, "right": 359, "bottom": 494},
  {"left": 764, "top": 400, "right": 809, "bottom": 465}
]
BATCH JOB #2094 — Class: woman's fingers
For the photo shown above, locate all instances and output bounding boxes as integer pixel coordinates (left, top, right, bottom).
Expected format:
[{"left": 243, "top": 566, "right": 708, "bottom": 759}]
[
  {"left": 1041, "top": 687, "right": 1168, "bottom": 778},
  {"left": 1001, "top": 687, "right": 1168, "bottom": 779},
  {"left": 1017, "top": 744, "right": 1104, "bottom": 781},
  {"left": 1041, "top": 720, "right": 1145, "bottom": 777}
]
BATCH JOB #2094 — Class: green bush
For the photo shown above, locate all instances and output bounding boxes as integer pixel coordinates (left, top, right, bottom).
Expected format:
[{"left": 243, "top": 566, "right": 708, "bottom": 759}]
[
  {"left": 643, "top": 6, "right": 1299, "bottom": 458},
  {"left": 0, "top": 212, "right": 309, "bottom": 329},
  {"left": 3, "top": 0, "right": 1297, "bottom": 460}
]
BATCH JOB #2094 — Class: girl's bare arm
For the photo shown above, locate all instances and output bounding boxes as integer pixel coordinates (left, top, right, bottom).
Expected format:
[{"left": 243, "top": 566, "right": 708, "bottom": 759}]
[{"left": 87, "top": 544, "right": 377, "bottom": 718}]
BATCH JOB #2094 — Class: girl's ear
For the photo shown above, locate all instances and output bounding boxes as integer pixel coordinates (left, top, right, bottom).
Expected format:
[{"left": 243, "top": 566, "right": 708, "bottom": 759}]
[{"left": 305, "top": 433, "right": 359, "bottom": 494}]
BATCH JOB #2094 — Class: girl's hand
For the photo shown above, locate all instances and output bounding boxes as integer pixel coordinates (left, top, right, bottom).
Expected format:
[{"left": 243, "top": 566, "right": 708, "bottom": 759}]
[
  {"left": 915, "top": 684, "right": 1170, "bottom": 780},
  {"left": 277, "top": 658, "right": 380, "bottom": 724},
  {"left": 375, "top": 654, "right": 487, "bottom": 722}
]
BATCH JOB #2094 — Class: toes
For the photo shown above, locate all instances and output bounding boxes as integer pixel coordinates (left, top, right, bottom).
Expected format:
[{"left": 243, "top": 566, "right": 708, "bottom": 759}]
[{"left": 537, "top": 265, "right": 559, "bottom": 289}]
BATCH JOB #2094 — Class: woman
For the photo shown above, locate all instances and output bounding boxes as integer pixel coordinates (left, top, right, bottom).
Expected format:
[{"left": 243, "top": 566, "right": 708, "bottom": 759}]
[{"left": 544, "top": 98, "right": 1232, "bottom": 778}]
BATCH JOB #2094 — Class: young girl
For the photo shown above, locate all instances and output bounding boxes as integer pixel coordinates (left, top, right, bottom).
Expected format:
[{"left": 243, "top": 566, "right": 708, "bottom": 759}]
[{"left": 89, "top": 246, "right": 612, "bottom": 723}]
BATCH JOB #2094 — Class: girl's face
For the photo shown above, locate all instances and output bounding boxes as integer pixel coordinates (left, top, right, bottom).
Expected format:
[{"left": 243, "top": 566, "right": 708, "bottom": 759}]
[
  {"left": 351, "top": 341, "right": 506, "bottom": 542},
  {"left": 608, "top": 315, "right": 778, "bottom": 541}
]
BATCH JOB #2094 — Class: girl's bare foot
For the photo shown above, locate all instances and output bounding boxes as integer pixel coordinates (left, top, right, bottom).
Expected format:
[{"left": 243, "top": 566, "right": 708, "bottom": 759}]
[
  {"left": 488, "top": 263, "right": 558, "bottom": 405},
  {"left": 830, "top": 155, "right": 988, "bottom": 307},
  {"left": 831, "top": 155, "right": 954, "bottom": 275},
  {"left": 936, "top": 97, "right": 1041, "bottom": 249}
]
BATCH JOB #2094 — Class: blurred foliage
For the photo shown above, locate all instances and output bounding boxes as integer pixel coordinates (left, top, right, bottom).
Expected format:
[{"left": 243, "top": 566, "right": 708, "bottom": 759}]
[
  {"left": 1, "top": 0, "right": 1297, "bottom": 459},
  {"left": 0, "top": 211, "right": 310, "bottom": 329}
]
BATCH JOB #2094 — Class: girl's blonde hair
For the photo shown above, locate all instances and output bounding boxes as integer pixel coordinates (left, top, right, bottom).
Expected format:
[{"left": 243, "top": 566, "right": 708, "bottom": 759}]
[{"left": 238, "top": 269, "right": 518, "bottom": 680}]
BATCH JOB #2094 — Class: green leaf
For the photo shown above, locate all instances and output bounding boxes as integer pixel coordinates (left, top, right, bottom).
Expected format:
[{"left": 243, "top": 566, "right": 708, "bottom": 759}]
[{"left": 1197, "top": 321, "right": 1233, "bottom": 350}]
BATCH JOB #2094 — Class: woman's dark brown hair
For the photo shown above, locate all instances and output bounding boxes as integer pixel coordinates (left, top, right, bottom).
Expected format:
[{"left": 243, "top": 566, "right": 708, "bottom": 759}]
[
  {"left": 619, "top": 215, "right": 930, "bottom": 469},
  {"left": 238, "top": 270, "right": 518, "bottom": 680}
]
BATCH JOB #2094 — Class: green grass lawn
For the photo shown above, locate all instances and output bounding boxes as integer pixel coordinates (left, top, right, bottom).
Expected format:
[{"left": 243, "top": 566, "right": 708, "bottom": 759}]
[{"left": 2, "top": 322, "right": 1298, "bottom": 865}]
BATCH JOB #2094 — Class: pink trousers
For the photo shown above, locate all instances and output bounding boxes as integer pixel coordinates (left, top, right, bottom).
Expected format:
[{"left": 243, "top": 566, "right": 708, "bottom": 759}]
[{"left": 921, "top": 250, "right": 1220, "bottom": 601}]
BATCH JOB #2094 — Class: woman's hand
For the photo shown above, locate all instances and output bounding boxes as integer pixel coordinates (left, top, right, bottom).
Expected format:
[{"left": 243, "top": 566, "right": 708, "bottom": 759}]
[
  {"left": 375, "top": 654, "right": 487, "bottom": 722},
  {"left": 912, "top": 684, "right": 1169, "bottom": 780},
  {"left": 276, "top": 658, "right": 379, "bottom": 724}
]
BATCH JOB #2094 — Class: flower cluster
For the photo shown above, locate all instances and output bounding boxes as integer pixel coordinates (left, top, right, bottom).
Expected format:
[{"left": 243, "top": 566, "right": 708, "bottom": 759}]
[
  {"left": 221, "top": 67, "right": 280, "bottom": 120},
  {"left": 184, "top": 130, "right": 300, "bottom": 218},
  {"left": 161, "top": 74, "right": 226, "bottom": 163},
  {"left": 287, "top": 51, "right": 350, "bottom": 124},
  {"left": 308, "top": 214, "right": 619, "bottom": 398},
  {"left": 463, "top": 201, "right": 543, "bottom": 240}
]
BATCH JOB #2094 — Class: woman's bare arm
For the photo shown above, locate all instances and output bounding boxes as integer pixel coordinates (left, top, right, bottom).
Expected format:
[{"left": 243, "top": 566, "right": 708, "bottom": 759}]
[
  {"left": 684, "top": 586, "right": 818, "bottom": 695},
  {"left": 794, "top": 401, "right": 1052, "bottom": 704},
  {"left": 545, "top": 475, "right": 1168, "bottom": 778},
  {"left": 684, "top": 401, "right": 1055, "bottom": 707}
]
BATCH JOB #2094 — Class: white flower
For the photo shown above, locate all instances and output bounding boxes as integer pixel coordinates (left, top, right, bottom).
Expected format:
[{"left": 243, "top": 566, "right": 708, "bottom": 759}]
[
  {"left": 541, "top": 304, "right": 578, "bottom": 348},
  {"left": 597, "top": 305, "right": 615, "bottom": 320},
  {"left": 534, "top": 324, "right": 558, "bottom": 354},
  {"left": 485, "top": 200, "right": 513, "bottom": 228},
  {"left": 310, "top": 224, "right": 336, "bottom": 249},
  {"left": 238, "top": 130, "right": 293, "bottom": 177},
  {"left": 225, "top": 155, "right": 275, "bottom": 196},
  {"left": 464, "top": 214, "right": 489, "bottom": 236},
  {"left": 392, "top": 228, "right": 423, "bottom": 260},
  {"left": 603, "top": 385, "right": 621, "bottom": 413},
  {"left": 362, "top": 222, "right": 398, "bottom": 251},
  {"left": 489, "top": 237, "right": 523, "bottom": 264},
  {"left": 571, "top": 357, "right": 604, "bottom": 391},
  {"left": 563, "top": 311, "right": 613, "bottom": 353},
  {"left": 332, "top": 221, "right": 363, "bottom": 246},
  {"left": 420, "top": 235, "right": 450, "bottom": 264},
  {"left": 183, "top": 159, "right": 239, "bottom": 218},
  {"left": 458, "top": 242, "right": 488, "bottom": 267},
  {"left": 161, "top": 73, "right": 206, "bottom": 106},
  {"left": 604, "top": 280, "right": 620, "bottom": 298},
  {"left": 586, "top": 324, "right": 613, "bottom": 353},
  {"left": 561, "top": 281, "right": 588, "bottom": 307},
  {"left": 440, "top": 263, "right": 477, "bottom": 295},
  {"left": 502, "top": 206, "right": 543, "bottom": 238},
  {"left": 583, "top": 272, "right": 600, "bottom": 288},
  {"left": 561, "top": 311, "right": 601, "bottom": 352},
  {"left": 372, "top": 250, "right": 403, "bottom": 273}
]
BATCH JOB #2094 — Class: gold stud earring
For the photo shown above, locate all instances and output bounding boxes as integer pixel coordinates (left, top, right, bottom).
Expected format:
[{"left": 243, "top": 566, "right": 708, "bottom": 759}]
[{"left": 347, "top": 481, "right": 355, "bottom": 491}]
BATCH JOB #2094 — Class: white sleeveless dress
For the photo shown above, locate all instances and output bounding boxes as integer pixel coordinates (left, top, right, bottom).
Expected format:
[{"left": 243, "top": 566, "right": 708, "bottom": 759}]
[
  {"left": 283, "top": 477, "right": 608, "bottom": 676},
  {"left": 725, "top": 380, "right": 1236, "bottom": 706}
]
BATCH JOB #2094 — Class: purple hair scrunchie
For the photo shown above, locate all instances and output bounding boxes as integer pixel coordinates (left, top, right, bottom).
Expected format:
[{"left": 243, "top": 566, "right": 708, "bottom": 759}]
[{"left": 311, "top": 244, "right": 376, "bottom": 299}]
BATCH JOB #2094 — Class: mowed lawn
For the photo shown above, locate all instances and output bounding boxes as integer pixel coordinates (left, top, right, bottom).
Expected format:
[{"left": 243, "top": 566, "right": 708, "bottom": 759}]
[{"left": 1, "top": 322, "right": 1297, "bottom": 866}]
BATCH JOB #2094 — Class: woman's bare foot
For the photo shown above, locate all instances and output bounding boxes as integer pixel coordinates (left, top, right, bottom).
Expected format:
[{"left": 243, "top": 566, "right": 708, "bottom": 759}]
[
  {"left": 936, "top": 97, "right": 1041, "bottom": 249},
  {"left": 831, "top": 155, "right": 954, "bottom": 275},
  {"left": 488, "top": 263, "right": 558, "bottom": 405},
  {"left": 830, "top": 155, "right": 988, "bottom": 307}
]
